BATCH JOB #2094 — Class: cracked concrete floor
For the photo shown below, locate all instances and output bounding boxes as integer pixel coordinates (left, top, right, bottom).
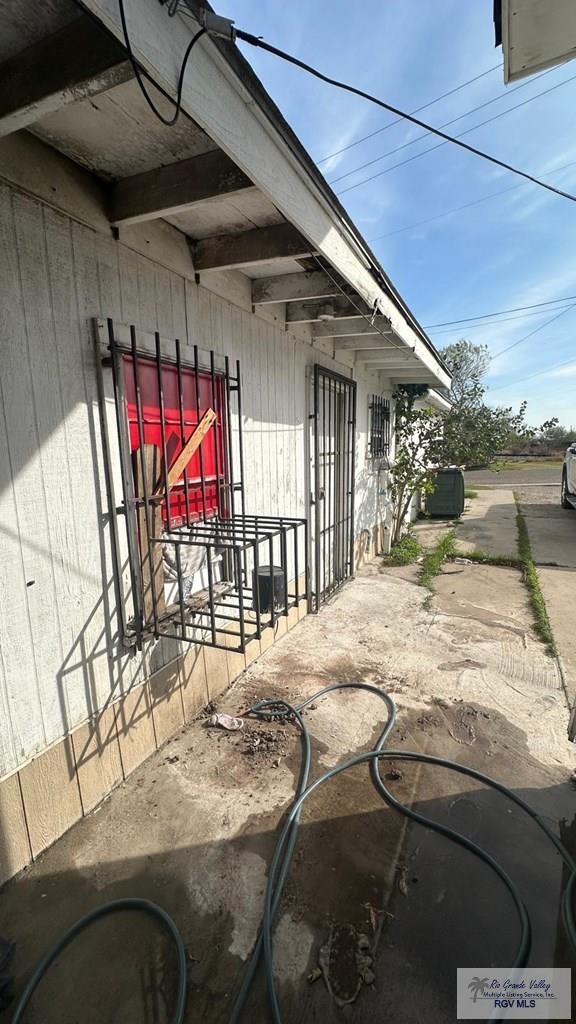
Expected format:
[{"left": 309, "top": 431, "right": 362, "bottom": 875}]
[{"left": 1, "top": 560, "right": 575, "bottom": 1023}]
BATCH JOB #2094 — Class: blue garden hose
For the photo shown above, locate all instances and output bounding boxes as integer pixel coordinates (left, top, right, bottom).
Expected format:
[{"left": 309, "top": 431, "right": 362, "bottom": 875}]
[
  {"left": 11, "top": 683, "right": 576, "bottom": 1023},
  {"left": 10, "top": 899, "right": 187, "bottom": 1024},
  {"left": 235, "top": 682, "right": 575, "bottom": 1024}
]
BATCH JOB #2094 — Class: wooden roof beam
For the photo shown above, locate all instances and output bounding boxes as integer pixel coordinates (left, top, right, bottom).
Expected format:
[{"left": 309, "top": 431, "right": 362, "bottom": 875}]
[
  {"left": 110, "top": 149, "right": 254, "bottom": 226},
  {"left": 252, "top": 270, "right": 344, "bottom": 304},
  {"left": 390, "top": 374, "right": 437, "bottom": 383},
  {"left": 353, "top": 350, "right": 416, "bottom": 364},
  {"left": 312, "top": 317, "right": 395, "bottom": 339},
  {"left": 193, "top": 223, "right": 314, "bottom": 271},
  {"left": 333, "top": 336, "right": 398, "bottom": 352},
  {"left": 286, "top": 295, "right": 374, "bottom": 323},
  {"left": 0, "top": 15, "right": 133, "bottom": 138}
]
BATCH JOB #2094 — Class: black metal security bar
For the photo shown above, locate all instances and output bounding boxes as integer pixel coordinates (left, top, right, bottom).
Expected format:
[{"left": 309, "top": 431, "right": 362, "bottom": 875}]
[
  {"left": 96, "top": 319, "right": 308, "bottom": 652},
  {"left": 311, "top": 364, "right": 356, "bottom": 611},
  {"left": 368, "top": 394, "right": 391, "bottom": 459}
]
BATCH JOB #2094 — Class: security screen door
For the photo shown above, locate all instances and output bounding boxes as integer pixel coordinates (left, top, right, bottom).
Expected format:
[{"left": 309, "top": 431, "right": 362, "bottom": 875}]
[{"left": 311, "top": 364, "right": 356, "bottom": 610}]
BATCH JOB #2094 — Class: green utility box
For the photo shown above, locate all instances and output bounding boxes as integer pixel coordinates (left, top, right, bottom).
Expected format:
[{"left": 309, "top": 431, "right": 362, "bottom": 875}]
[{"left": 426, "top": 468, "right": 465, "bottom": 518}]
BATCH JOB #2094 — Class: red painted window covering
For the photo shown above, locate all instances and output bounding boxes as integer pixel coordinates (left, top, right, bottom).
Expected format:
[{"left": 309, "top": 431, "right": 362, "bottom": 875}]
[{"left": 123, "top": 354, "right": 227, "bottom": 526}]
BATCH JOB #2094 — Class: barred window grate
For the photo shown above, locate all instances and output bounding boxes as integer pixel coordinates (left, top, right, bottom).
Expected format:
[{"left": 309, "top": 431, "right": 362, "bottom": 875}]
[{"left": 368, "top": 395, "right": 390, "bottom": 459}]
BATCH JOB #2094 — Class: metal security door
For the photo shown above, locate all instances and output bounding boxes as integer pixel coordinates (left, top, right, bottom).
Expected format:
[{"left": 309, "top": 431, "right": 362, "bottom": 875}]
[{"left": 312, "top": 365, "right": 356, "bottom": 610}]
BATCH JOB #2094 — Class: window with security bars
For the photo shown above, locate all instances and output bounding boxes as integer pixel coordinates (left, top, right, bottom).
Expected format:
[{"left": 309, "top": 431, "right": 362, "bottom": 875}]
[
  {"left": 368, "top": 395, "right": 390, "bottom": 459},
  {"left": 95, "top": 318, "right": 308, "bottom": 654}
]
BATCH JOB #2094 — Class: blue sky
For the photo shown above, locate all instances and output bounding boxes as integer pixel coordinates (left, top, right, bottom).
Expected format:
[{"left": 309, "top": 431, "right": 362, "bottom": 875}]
[{"left": 217, "top": 0, "right": 576, "bottom": 428}]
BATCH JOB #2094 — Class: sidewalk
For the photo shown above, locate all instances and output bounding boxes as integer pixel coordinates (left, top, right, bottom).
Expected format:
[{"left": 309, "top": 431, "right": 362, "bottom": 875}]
[
  {"left": 515, "top": 485, "right": 576, "bottom": 736},
  {"left": 453, "top": 487, "right": 576, "bottom": 729}
]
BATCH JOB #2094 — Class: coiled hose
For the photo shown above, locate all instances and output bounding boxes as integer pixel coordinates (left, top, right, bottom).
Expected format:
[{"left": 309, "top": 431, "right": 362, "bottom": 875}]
[{"left": 11, "top": 683, "right": 576, "bottom": 1024}]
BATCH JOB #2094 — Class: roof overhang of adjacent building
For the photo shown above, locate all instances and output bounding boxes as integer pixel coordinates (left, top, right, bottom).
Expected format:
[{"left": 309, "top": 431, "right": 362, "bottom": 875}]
[{"left": 496, "top": 0, "right": 576, "bottom": 83}]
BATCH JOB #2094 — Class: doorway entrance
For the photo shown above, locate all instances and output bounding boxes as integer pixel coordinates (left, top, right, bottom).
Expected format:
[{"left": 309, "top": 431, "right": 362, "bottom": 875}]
[{"left": 311, "top": 364, "right": 356, "bottom": 610}]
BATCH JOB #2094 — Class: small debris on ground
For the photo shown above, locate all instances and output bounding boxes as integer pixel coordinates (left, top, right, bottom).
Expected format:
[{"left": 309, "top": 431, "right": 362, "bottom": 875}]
[
  {"left": 200, "top": 700, "right": 217, "bottom": 718},
  {"left": 416, "top": 713, "right": 440, "bottom": 732},
  {"left": 207, "top": 713, "right": 244, "bottom": 731},
  {"left": 397, "top": 864, "right": 409, "bottom": 897},
  {"left": 318, "top": 923, "right": 376, "bottom": 1006},
  {"left": 448, "top": 705, "right": 480, "bottom": 746},
  {"left": 385, "top": 765, "right": 403, "bottom": 781},
  {"left": 242, "top": 724, "right": 289, "bottom": 767}
]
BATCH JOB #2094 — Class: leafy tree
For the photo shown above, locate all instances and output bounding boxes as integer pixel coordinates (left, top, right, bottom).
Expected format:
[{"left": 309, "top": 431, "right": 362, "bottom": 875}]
[
  {"left": 390, "top": 385, "right": 444, "bottom": 543},
  {"left": 440, "top": 339, "right": 557, "bottom": 466},
  {"left": 540, "top": 423, "right": 576, "bottom": 446},
  {"left": 388, "top": 342, "right": 559, "bottom": 540},
  {"left": 441, "top": 399, "right": 538, "bottom": 467},
  {"left": 443, "top": 339, "right": 490, "bottom": 408}
]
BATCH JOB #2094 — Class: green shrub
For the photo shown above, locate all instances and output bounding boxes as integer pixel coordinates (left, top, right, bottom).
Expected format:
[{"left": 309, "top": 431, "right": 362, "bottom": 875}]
[{"left": 386, "top": 534, "right": 422, "bottom": 566}]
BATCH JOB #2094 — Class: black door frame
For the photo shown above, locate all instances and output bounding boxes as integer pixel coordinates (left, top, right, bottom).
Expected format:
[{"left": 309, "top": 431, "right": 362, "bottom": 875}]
[{"left": 311, "top": 364, "right": 357, "bottom": 611}]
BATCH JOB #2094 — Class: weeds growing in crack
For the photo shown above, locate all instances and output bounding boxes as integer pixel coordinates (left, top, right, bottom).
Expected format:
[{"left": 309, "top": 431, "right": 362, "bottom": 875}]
[
  {"left": 419, "top": 531, "right": 457, "bottom": 593},
  {"left": 514, "top": 493, "right": 558, "bottom": 657}
]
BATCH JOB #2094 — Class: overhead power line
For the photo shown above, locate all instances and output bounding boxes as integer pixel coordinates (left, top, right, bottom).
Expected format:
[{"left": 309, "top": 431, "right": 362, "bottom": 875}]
[
  {"left": 329, "top": 66, "right": 555, "bottom": 187},
  {"left": 316, "top": 64, "right": 501, "bottom": 164},
  {"left": 235, "top": 30, "right": 576, "bottom": 203},
  {"left": 425, "top": 293, "right": 576, "bottom": 328},
  {"left": 490, "top": 303, "right": 576, "bottom": 361},
  {"left": 427, "top": 305, "right": 576, "bottom": 334},
  {"left": 335, "top": 70, "right": 576, "bottom": 196},
  {"left": 488, "top": 355, "right": 576, "bottom": 392},
  {"left": 368, "top": 158, "right": 576, "bottom": 243}
]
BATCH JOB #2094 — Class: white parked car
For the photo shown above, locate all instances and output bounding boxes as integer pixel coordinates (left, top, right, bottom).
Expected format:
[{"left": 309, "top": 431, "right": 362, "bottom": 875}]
[{"left": 561, "top": 443, "right": 576, "bottom": 509}]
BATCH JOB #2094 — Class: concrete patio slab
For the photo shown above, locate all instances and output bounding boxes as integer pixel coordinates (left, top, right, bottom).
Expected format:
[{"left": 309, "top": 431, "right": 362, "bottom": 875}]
[
  {"left": 1, "top": 559, "right": 573, "bottom": 1024},
  {"left": 455, "top": 488, "right": 518, "bottom": 558}
]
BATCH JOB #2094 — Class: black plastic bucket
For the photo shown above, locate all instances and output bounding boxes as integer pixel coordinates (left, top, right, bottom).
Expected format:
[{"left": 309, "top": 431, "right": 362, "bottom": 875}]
[{"left": 253, "top": 565, "right": 286, "bottom": 613}]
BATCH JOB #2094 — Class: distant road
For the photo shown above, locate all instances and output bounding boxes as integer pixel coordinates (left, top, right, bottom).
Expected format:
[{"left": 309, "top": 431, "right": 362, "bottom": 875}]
[{"left": 465, "top": 466, "right": 562, "bottom": 487}]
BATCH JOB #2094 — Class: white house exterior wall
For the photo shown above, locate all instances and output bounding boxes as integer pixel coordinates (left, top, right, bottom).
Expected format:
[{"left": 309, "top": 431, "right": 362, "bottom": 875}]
[{"left": 0, "top": 148, "right": 389, "bottom": 796}]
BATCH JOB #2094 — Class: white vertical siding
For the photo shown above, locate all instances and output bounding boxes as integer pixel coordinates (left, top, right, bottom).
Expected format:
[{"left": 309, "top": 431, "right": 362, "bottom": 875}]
[{"left": 0, "top": 180, "right": 388, "bottom": 778}]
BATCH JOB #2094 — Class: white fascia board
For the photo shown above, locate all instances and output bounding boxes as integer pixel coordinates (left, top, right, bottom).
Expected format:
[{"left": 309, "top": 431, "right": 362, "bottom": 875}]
[
  {"left": 78, "top": 0, "right": 450, "bottom": 389},
  {"left": 417, "top": 389, "right": 452, "bottom": 413}
]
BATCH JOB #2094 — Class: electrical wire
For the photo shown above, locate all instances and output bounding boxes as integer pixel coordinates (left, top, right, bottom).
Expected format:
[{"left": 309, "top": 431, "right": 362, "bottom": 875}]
[
  {"left": 316, "top": 63, "right": 501, "bottom": 164},
  {"left": 487, "top": 355, "right": 576, "bottom": 392},
  {"left": 368, "top": 158, "right": 576, "bottom": 242},
  {"left": 425, "top": 292, "right": 576, "bottom": 328},
  {"left": 491, "top": 302, "right": 576, "bottom": 360},
  {"left": 335, "top": 70, "right": 576, "bottom": 196},
  {"left": 329, "top": 65, "right": 557, "bottom": 187},
  {"left": 118, "top": 0, "right": 206, "bottom": 126},
  {"left": 235, "top": 30, "right": 576, "bottom": 205},
  {"left": 11, "top": 684, "right": 575, "bottom": 1022},
  {"left": 427, "top": 307, "right": 576, "bottom": 336}
]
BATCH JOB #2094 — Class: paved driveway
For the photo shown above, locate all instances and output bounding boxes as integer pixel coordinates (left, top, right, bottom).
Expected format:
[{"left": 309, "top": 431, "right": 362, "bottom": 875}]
[
  {"left": 465, "top": 467, "right": 561, "bottom": 487},
  {"left": 515, "top": 484, "right": 576, "bottom": 568}
]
